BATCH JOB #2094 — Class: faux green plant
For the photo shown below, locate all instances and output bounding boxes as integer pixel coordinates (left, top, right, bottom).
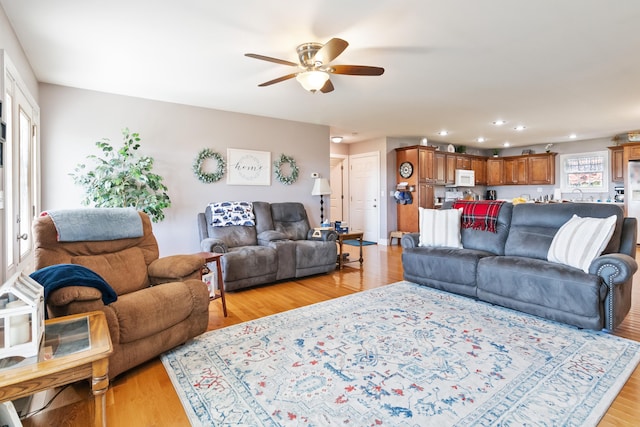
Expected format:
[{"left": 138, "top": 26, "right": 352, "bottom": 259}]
[{"left": 70, "top": 128, "right": 171, "bottom": 222}]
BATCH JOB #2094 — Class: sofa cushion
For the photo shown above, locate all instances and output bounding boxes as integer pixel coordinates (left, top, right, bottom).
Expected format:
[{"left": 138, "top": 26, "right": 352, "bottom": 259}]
[
  {"left": 71, "top": 247, "right": 149, "bottom": 295},
  {"left": 477, "top": 256, "right": 607, "bottom": 329},
  {"left": 207, "top": 224, "right": 257, "bottom": 248},
  {"left": 418, "top": 207, "right": 462, "bottom": 248},
  {"left": 402, "top": 247, "right": 493, "bottom": 297},
  {"left": 548, "top": 214, "right": 616, "bottom": 273},
  {"left": 460, "top": 202, "right": 513, "bottom": 255},
  {"left": 110, "top": 281, "right": 196, "bottom": 344},
  {"left": 505, "top": 203, "right": 624, "bottom": 260},
  {"left": 221, "top": 246, "right": 278, "bottom": 282},
  {"left": 271, "top": 202, "right": 310, "bottom": 240}
]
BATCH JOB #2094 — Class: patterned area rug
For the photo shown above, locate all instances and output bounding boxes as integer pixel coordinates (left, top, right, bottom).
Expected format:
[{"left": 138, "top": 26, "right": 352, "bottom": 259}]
[{"left": 161, "top": 281, "right": 640, "bottom": 426}]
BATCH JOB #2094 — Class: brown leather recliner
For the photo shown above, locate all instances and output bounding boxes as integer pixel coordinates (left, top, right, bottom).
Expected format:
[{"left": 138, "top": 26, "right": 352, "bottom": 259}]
[{"left": 32, "top": 210, "right": 210, "bottom": 379}]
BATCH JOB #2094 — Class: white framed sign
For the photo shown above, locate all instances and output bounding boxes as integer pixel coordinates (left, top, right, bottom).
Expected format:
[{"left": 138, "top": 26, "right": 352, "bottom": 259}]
[{"left": 227, "top": 148, "right": 271, "bottom": 186}]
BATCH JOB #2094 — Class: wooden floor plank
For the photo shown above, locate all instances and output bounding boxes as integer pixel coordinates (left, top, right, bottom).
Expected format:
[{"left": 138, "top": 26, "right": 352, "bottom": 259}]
[{"left": 21, "top": 244, "right": 640, "bottom": 426}]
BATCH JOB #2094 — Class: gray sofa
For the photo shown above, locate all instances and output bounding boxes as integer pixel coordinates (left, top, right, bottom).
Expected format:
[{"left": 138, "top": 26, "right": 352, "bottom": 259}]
[
  {"left": 401, "top": 202, "right": 637, "bottom": 330},
  {"left": 197, "top": 202, "right": 337, "bottom": 291}
]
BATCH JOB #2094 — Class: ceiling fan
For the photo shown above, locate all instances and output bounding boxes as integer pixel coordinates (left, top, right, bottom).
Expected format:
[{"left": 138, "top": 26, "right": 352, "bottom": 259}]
[{"left": 245, "top": 38, "right": 384, "bottom": 93}]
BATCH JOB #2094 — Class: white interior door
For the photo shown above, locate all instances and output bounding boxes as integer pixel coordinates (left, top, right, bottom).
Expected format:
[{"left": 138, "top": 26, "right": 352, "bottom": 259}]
[
  {"left": 349, "top": 152, "right": 379, "bottom": 242},
  {"left": 329, "top": 155, "right": 348, "bottom": 222},
  {"left": 3, "top": 56, "right": 40, "bottom": 280}
]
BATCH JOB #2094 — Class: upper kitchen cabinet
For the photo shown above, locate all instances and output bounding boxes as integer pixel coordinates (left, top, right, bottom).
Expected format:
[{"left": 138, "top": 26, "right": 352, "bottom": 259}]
[
  {"left": 609, "top": 146, "right": 624, "bottom": 182},
  {"left": 471, "top": 156, "right": 487, "bottom": 185},
  {"left": 504, "top": 157, "right": 528, "bottom": 185},
  {"left": 486, "top": 158, "right": 505, "bottom": 186},
  {"left": 527, "top": 153, "right": 556, "bottom": 185},
  {"left": 486, "top": 153, "right": 556, "bottom": 186}
]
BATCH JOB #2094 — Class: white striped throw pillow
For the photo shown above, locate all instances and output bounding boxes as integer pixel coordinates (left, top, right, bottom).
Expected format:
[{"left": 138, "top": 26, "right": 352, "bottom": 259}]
[
  {"left": 547, "top": 214, "right": 616, "bottom": 273},
  {"left": 418, "top": 207, "right": 463, "bottom": 248}
]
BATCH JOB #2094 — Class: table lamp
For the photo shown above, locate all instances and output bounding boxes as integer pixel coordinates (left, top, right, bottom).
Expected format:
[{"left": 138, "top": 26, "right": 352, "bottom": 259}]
[{"left": 311, "top": 178, "right": 332, "bottom": 223}]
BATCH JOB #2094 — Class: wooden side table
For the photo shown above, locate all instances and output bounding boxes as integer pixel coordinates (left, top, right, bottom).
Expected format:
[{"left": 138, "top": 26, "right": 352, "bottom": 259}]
[
  {"left": 336, "top": 231, "right": 364, "bottom": 269},
  {"left": 0, "top": 311, "right": 112, "bottom": 427},
  {"left": 195, "top": 251, "right": 227, "bottom": 317}
]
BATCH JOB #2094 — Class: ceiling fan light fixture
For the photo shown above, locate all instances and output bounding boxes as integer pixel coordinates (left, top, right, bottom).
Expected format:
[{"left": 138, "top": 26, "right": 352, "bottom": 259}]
[{"left": 296, "top": 70, "right": 330, "bottom": 92}]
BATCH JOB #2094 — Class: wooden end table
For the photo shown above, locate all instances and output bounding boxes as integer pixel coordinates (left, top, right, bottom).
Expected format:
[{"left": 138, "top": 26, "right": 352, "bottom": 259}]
[
  {"left": 0, "top": 311, "right": 112, "bottom": 427},
  {"left": 336, "top": 231, "right": 364, "bottom": 269},
  {"left": 195, "top": 251, "right": 227, "bottom": 317}
]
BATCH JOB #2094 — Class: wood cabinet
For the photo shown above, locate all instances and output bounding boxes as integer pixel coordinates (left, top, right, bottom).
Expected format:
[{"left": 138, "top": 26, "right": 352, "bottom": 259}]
[
  {"left": 395, "top": 145, "right": 435, "bottom": 232},
  {"left": 434, "top": 152, "right": 446, "bottom": 185},
  {"left": 434, "top": 153, "right": 484, "bottom": 185},
  {"left": 456, "top": 156, "right": 471, "bottom": 170},
  {"left": 471, "top": 157, "right": 487, "bottom": 185},
  {"left": 504, "top": 157, "right": 528, "bottom": 184},
  {"left": 609, "top": 146, "right": 624, "bottom": 182},
  {"left": 486, "top": 153, "right": 555, "bottom": 186},
  {"left": 486, "top": 158, "right": 504, "bottom": 186},
  {"left": 527, "top": 153, "right": 556, "bottom": 185},
  {"left": 445, "top": 155, "right": 456, "bottom": 184}
]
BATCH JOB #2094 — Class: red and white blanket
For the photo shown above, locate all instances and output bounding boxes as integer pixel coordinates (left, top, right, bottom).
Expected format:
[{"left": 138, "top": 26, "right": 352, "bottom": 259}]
[{"left": 452, "top": 200, "right": 505, "bottom": 233}]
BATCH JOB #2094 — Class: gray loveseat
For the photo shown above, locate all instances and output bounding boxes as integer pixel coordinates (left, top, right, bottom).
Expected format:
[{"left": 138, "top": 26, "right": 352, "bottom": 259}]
[
  {"left": 197, "top": 201, "right": 337, "bottom": 291},
  {"left": 402, "top": 202, "right": 637, "bottom": 330}
]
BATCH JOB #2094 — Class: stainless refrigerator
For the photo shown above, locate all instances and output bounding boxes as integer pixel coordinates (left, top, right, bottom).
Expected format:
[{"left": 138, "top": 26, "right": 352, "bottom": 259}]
[{"left": 628, "top": 160, "right": 640, "bottom": 243}]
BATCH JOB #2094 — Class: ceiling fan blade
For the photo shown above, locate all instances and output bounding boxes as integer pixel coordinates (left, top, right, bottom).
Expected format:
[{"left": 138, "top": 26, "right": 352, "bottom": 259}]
[
  {"left": 245, "top": 53, "right": 298, "bottom": 67},
  {"left": 314, "top": 38, "right": 349, "bottom": 64},
  {"left": 258, "top": 73, "right": 297, "bottom": 87},
  {"left": 320, "top": 79, "right": 334, "bottom": 93},
  {"left": 330, "top": 65, "right": 385, "bottom": 76}
]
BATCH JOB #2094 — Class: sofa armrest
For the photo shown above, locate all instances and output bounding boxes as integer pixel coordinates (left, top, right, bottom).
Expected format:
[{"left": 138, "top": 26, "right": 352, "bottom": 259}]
[
  {"left": 48, "top": 286, "right": 103, "bottom": 305},
  {"left": 590, "top": 253, "right": 638, "bottom": 285},
  {"left": 401, "top": 233, "right": 420, "bottom": 248},
  {"left": 619, "top": 217, "right": 637, "bottom": 259},
  {"left": 307, "top": 229, "right": 338, "bottom": 242},
  {"left": 258, "top": 230, "right": 289, "bottom": 245},
  {"left": 148, "top": 254, "right": 203, "bottom": 283},
  {"left": 200, "top": 237, "right": 228, "bottom": 253}
]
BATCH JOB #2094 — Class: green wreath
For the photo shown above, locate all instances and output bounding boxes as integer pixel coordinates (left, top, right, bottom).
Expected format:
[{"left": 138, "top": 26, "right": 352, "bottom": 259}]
[
  {"left": 193, "top": 148, "right": 226, "bottom": 183},
  {"left": 274, "top": 154, "right": 299, "bottom": 185}
]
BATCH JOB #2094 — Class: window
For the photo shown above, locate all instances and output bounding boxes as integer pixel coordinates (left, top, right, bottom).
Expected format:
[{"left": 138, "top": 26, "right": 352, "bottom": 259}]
[{"left": 560, "top": 151, "right": 609, "bottom": 193}]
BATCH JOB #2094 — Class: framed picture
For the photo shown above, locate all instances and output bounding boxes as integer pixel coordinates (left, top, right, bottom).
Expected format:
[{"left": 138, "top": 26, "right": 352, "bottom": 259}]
[{"left": 227, "top": 148, "right": 271, "bottom": 186}]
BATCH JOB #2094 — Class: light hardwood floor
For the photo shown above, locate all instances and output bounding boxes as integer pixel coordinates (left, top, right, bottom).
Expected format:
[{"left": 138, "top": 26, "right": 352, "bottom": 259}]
[{"left": 22, "top": 244, "right": 640, "bottom": 426}]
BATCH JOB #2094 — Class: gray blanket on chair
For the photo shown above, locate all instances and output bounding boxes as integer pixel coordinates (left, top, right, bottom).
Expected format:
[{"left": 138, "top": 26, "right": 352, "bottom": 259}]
[{"left": 44, "top": 208, "right": 143, "bottom": 241}]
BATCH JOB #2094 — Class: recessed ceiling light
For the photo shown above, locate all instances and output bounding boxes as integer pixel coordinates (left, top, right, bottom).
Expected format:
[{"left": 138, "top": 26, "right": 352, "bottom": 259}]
[
  {"left": 569, "top": 133, "right": 577, "bottom": 139},
  {"left": 438, "top": 130, "right": 448, "bottom": 136},
  {"left": 514, "top": 125, "right": 526, "bottom": 131},
  {"left": 331, "top": 136, "right": 343, "bottom": 143},
  {"left": 493, "top": 120, "right": 507, "bottom": 126},
  {"left": 503, "top": 142, "right": 510, "bottom": 147},
  {"left": 477, "top": 137, "right": 485, "bottom": 143}
]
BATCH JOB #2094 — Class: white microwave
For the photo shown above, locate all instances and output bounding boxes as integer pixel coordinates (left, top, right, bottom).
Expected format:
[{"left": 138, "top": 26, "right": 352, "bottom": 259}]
[{"left": 454, "top": 169, "right": 475, "bottom": 187}]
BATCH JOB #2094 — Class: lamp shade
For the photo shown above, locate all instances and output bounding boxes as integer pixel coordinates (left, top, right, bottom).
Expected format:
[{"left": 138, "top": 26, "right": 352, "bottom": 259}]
[
  {"left": 311, "top": 178, "right": 332, "bottom": 196},
  {"left": 296, "top": 71, "right": 330, "bottom": 92}
]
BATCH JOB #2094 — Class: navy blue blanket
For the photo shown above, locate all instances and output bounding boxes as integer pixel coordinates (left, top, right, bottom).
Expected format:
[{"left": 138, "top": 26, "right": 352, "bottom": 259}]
[{"left": 30, "top": 264, "right": 117, "bottom": 317}]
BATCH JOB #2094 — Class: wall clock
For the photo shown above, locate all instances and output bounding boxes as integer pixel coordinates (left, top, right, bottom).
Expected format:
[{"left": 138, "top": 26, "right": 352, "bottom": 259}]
[{"left": 399, "top": 161, "right": 413, "bottom": 178}]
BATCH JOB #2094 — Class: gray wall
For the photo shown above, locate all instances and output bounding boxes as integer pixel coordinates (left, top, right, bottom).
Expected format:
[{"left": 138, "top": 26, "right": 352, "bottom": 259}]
[{"left": 39, "top": 84, "right": 330, "bottom": 256}]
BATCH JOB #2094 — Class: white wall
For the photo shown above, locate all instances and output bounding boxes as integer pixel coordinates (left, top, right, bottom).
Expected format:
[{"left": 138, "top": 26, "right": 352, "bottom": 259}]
[
  {"left": 39, "top": 84, "right": 330, "bottom": 256},
  {"left": 0, "top": 6, "right": 38, "bottom": 100}
]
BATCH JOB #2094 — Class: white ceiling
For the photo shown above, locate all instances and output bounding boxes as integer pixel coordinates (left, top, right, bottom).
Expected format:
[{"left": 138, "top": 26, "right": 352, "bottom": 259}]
[{"left": 2, "top": 0, "right": 640, "bottom": 148}]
